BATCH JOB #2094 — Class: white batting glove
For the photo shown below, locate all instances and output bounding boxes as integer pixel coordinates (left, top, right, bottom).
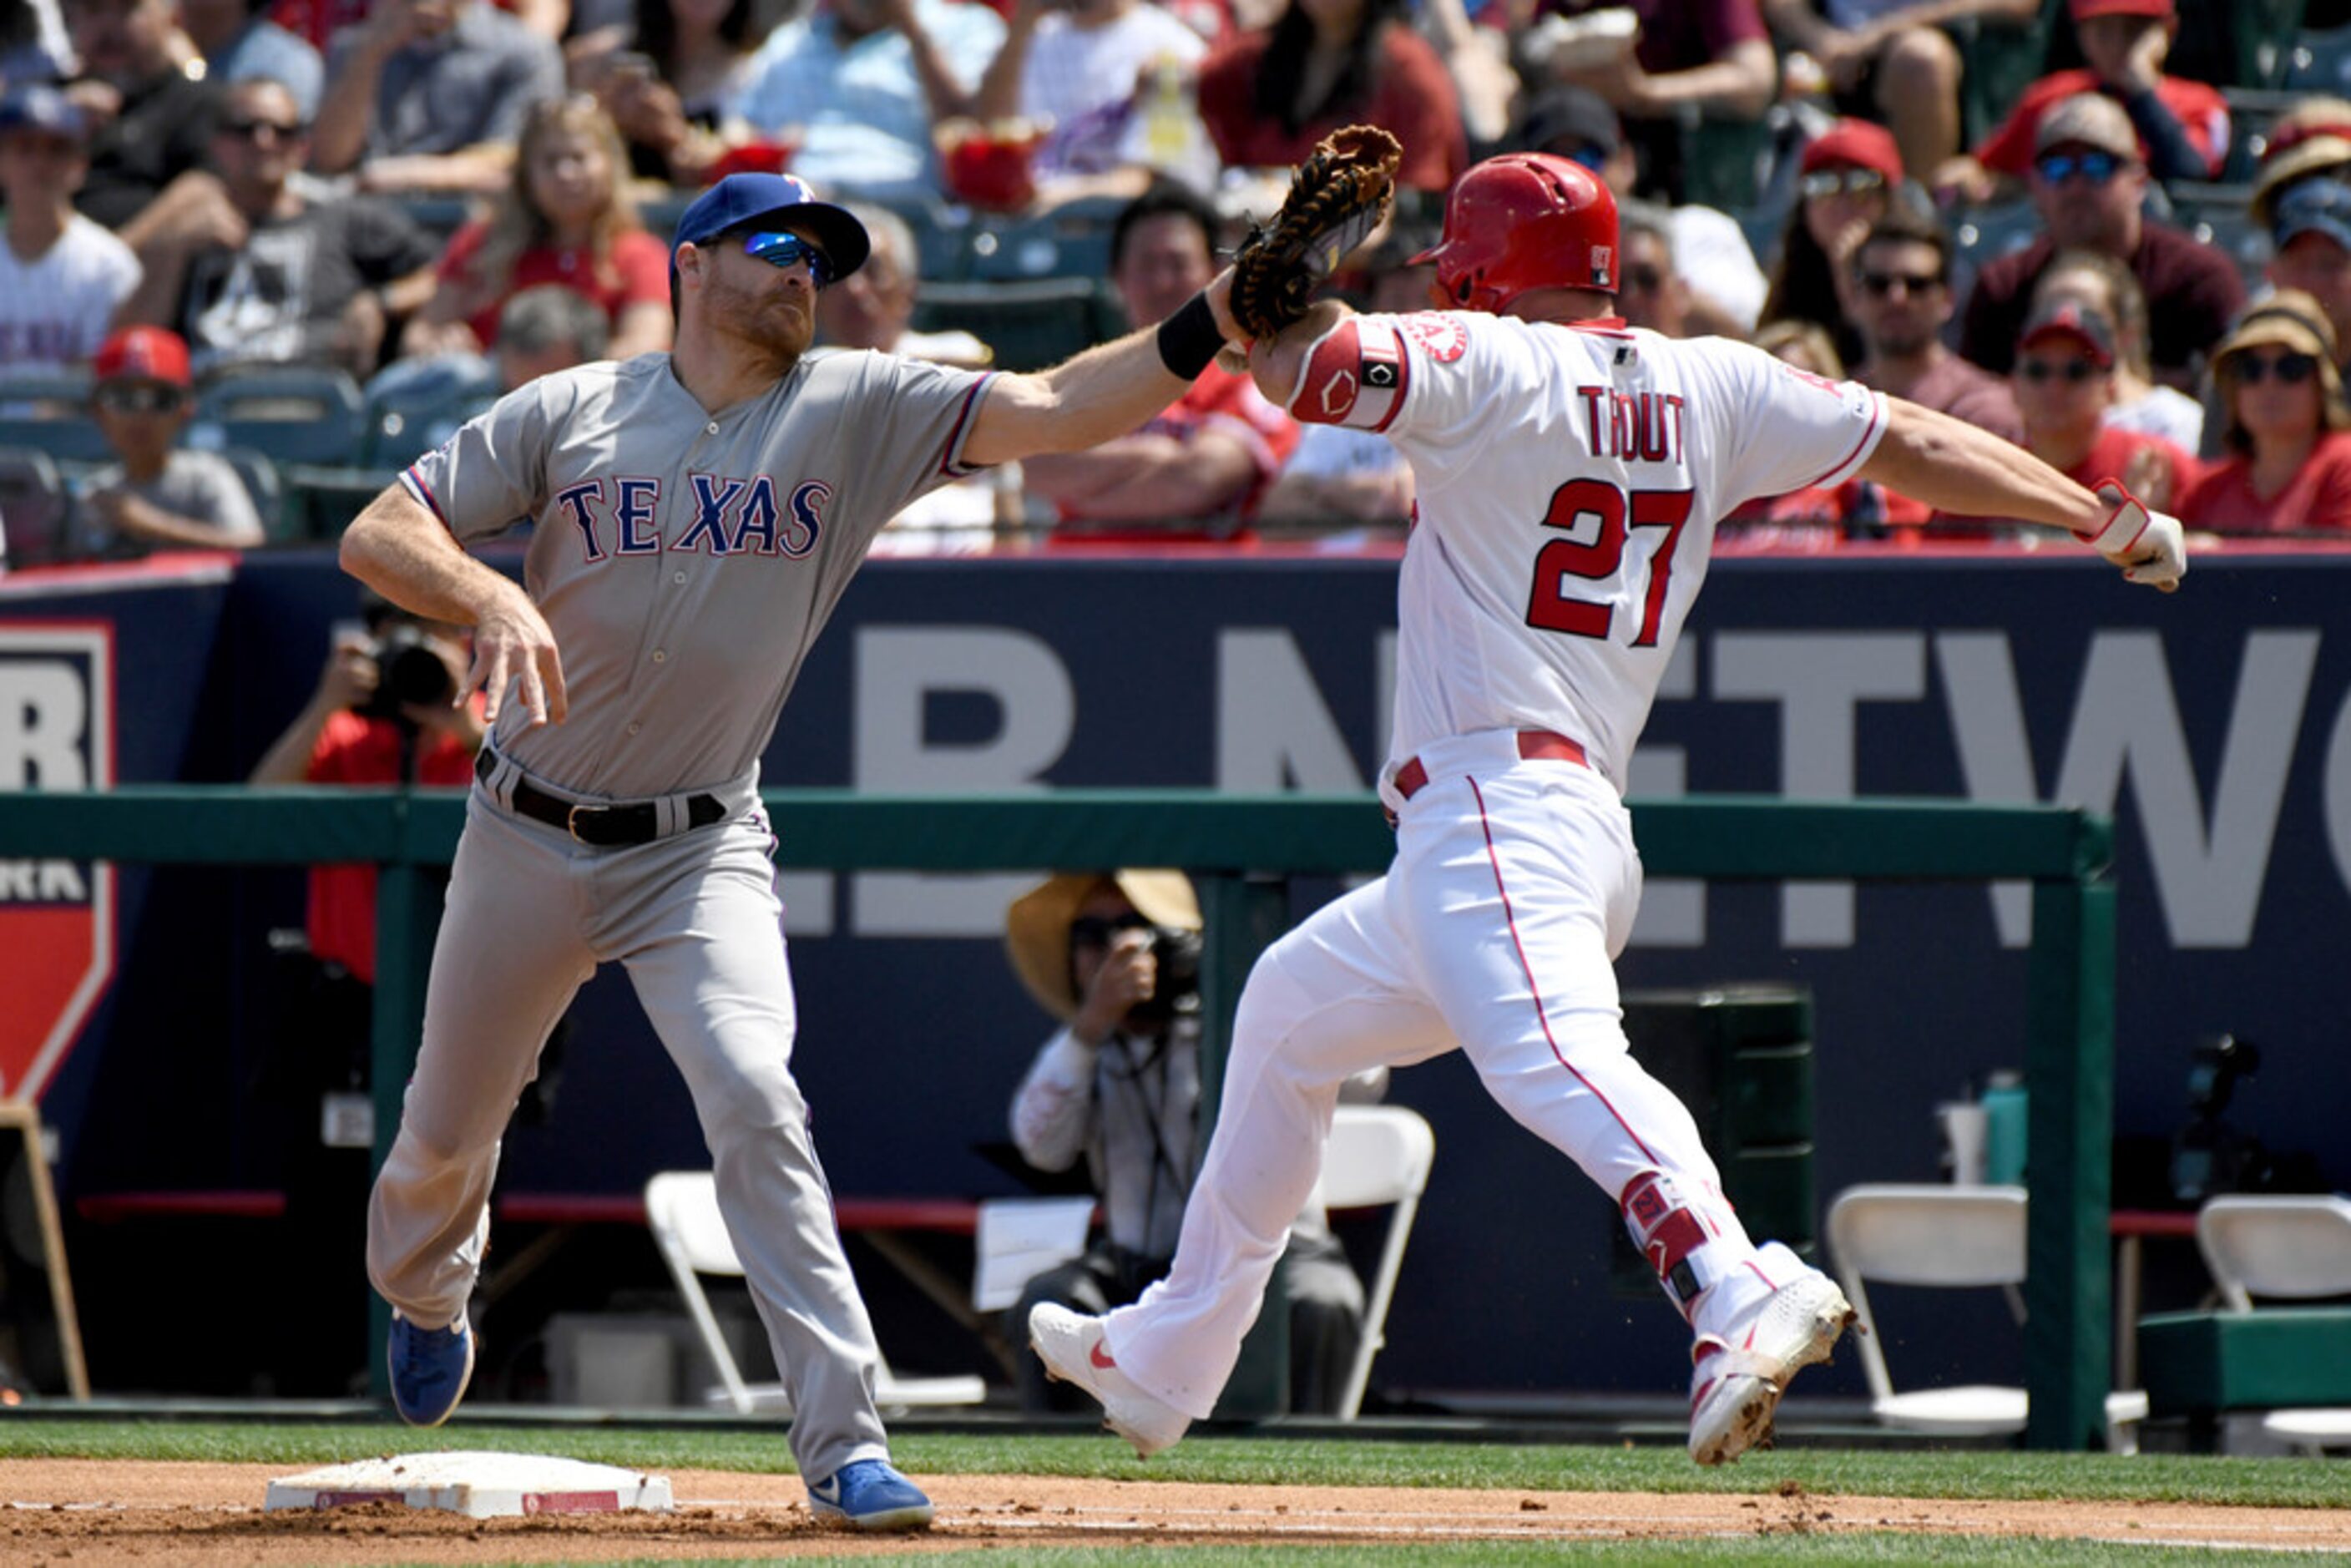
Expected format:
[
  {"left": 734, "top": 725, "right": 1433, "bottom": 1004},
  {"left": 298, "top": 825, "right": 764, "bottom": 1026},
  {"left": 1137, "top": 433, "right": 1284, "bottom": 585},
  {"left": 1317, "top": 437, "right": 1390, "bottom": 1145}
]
[{"left": 2086, "top": 481, "right": 2187, "bottom": 592}]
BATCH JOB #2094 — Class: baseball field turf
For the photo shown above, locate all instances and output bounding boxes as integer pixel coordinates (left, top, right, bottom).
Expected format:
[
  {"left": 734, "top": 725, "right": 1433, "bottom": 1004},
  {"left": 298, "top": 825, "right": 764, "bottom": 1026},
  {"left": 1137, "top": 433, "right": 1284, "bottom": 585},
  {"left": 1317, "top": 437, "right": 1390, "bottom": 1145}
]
[{"left": 3, "top": 1420, "right": 2347, "bottom": 1562}]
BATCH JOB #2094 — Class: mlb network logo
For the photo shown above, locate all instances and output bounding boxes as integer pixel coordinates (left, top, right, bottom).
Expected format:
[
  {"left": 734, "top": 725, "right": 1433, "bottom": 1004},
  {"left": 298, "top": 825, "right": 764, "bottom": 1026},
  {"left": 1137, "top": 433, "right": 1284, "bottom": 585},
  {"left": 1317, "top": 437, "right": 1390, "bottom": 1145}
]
[{"left": 0, "top": 625, "right": 114, "bottom": 1102}]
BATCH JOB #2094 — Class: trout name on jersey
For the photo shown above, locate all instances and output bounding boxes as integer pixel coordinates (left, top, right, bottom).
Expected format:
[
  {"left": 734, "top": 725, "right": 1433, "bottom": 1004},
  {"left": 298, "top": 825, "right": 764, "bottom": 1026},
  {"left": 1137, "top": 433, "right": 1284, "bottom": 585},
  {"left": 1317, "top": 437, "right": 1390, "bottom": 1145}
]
[
  {"left": 1577, "top": 387, "right": 1686, "bottom": 465},
  {"left": 550, "top": 473, "right": 832, "bottom": 560}
]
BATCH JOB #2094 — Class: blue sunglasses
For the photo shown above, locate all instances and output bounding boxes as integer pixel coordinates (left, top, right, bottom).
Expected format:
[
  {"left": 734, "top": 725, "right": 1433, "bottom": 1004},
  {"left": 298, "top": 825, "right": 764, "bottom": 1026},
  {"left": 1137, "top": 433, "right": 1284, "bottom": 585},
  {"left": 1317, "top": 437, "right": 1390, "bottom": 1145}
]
[
  {"left": 2035, "top": 149, "right": 2122, "bottom": 185},
  {"left": 742, "top": 230, "right": 832, "bottom": 286}
]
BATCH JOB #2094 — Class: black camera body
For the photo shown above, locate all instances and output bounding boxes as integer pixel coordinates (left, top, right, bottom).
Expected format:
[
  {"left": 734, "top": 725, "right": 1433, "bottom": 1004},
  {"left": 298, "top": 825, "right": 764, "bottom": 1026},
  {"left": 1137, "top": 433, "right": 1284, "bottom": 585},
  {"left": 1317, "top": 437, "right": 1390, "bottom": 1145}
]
[
  {"left": 356, "top": 624, "right": 454, "bottom": 721},
  {"left": 1130, "top": 925, "right": 1203, "bottom": 1022}
]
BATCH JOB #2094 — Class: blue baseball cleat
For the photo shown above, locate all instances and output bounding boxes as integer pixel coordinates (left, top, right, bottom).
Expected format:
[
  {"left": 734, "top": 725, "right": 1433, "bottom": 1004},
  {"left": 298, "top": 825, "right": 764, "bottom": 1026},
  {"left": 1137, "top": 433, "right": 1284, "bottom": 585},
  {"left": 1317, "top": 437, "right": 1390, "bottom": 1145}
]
[
  {"left": 806, "top": 1459, "right": 935, "bottom": 1531},
  {"left": 387, "top": 1309, "right": 475, "bottom": 1428}
]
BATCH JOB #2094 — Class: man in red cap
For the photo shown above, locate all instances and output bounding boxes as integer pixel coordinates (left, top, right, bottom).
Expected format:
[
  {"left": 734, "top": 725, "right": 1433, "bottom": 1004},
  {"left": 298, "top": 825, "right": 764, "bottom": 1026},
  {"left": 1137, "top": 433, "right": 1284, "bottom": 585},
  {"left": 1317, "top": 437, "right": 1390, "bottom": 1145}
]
[
  {"left": 68, "top": 325, "right": 265, "bottom": 560},
  {"left": 1939, "top": 0, "right": 2228, "bottom": 198}
]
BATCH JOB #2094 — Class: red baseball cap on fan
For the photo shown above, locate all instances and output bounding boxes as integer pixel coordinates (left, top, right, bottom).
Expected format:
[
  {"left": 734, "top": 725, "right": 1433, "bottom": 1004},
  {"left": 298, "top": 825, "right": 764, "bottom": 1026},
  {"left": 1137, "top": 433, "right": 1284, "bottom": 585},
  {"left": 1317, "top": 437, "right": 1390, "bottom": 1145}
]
[
  {"left": 93, "top": 326, "right": 192, "bottom": 388},
  {"left": 2069, "top": 0, "right": 2172, "bottom": 18},
  {"left": 1798, "top": 119, "right": 1904, "bottom": 185}
]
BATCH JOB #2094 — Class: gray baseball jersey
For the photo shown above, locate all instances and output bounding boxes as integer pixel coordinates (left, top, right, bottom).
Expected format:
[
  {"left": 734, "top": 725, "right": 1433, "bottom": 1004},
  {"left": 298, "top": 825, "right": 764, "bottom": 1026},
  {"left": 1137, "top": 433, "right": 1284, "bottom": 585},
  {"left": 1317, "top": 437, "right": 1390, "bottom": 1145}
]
[
  {"left": 368, "top": 346, "right": 993, "bottom": 1482},
  {"left": 401, "top": 347, "right": 996, "bottom": 797}
]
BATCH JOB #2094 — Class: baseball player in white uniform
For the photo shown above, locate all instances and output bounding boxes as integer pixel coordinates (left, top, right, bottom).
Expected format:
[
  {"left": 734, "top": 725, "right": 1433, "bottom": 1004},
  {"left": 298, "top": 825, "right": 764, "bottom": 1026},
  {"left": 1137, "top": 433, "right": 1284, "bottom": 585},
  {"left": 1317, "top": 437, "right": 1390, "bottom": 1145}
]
[
  {"left": 1031, "top": 152, "right": 2186, "bottom": 1465},
  {"left": 336, "top": 172, "right": 1258, "bottom": 1530}
]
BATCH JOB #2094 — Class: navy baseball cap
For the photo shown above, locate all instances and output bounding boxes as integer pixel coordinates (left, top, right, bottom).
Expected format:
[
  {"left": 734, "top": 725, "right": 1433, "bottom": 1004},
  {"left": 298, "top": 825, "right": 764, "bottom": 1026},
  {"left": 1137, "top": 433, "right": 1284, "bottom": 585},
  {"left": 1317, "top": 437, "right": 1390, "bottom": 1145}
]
[
  {"left": 2274, "top": 176, "right": 2351, "bottom": 254},
  {"left": 0, "top": 83, "right": 88, "bottom": 141},
  {"left": 670, "top": 173, "right": 869, "bottom": 286}
]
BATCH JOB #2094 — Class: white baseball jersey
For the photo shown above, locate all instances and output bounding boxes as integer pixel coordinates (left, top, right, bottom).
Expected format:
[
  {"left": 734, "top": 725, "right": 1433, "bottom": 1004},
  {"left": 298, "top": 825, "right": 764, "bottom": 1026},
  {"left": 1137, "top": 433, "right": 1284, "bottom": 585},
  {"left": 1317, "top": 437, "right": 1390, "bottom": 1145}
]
[{"left": 1286, "top": 311, "right": 1888, "bottom": 789}]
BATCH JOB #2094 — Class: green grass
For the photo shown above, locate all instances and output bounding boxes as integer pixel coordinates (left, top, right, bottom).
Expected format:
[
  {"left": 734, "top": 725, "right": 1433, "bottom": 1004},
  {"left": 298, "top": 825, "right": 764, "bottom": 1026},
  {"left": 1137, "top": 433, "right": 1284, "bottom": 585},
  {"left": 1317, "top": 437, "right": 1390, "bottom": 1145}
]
[{"left": 3, "top": 1422, "right": 2345, "bottom": 1509}]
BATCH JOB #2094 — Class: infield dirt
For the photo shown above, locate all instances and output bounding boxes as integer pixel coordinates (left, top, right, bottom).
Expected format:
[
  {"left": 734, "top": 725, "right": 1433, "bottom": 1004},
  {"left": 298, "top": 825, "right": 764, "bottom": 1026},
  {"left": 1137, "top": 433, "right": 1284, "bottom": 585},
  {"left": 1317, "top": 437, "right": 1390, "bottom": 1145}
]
[{"left": 4, "top": 1460, "right": 2350, "bottom": 1561}]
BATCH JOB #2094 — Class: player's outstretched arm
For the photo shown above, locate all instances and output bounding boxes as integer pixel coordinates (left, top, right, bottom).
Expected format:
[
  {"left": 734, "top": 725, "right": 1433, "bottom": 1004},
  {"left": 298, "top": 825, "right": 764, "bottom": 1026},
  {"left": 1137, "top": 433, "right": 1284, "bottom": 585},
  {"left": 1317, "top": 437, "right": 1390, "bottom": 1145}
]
[
  {"left": 1859, "top": 397, "right": 2186, "bottom": 591},
  {"left": 961, "top": 272, "right": 1244, "bottom": 468},
  {"left": 341, "top": 483, "right": 570, "bottom": 726},
  {"left": 1241, "top": 298, "right": 1358, "bottom": 412}
]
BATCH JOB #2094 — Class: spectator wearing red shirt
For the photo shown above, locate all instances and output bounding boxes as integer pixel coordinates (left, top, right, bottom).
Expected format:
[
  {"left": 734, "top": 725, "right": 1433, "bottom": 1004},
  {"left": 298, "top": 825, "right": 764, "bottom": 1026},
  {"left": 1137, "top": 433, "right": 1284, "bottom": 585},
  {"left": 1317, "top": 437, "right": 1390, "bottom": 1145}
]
[
  {"left": 1957, "top": 91, "right": 2242, "bottom": 389},
  {"left": 1023, "top": 182, "right": 1299, "bottom": 541},
  {"left": 249, "top": 600, "right": 483, "bottom": 983},
  {"left": 2177, "top": 292, "right": 2351, "bottom": 534},
  {"left": 1193, "top": 0, "right": 1465, "bottom": 194},
  {"left": 2008, "top": 297, "right": 2196, "bottom": 510},
  {"left": 1940, "top": 0, "right": 2227, "bottom": 197},
  {"left": 403, "top": 96, "right": 670, "bottom": 361}
]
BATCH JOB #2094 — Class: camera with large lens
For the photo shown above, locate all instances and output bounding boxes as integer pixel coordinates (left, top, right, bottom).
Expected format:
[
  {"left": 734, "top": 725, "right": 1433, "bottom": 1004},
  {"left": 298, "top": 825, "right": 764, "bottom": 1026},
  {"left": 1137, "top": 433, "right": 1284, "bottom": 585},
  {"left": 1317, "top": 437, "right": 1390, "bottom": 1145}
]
[
  {"left": 1131, "top": 924, "right": 1203, "bottom": 1022},
  {"left": 357, "top": 623, "right": 455, "bottom": 721}
]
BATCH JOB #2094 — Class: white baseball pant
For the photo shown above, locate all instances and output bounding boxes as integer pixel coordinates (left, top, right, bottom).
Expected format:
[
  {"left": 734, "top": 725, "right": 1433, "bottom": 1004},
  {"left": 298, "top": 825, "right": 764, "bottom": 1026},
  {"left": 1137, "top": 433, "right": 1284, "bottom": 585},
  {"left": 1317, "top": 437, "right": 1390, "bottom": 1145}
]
[{"left": 1101, "top": 729, "right": 1783, "bottom": 1418}]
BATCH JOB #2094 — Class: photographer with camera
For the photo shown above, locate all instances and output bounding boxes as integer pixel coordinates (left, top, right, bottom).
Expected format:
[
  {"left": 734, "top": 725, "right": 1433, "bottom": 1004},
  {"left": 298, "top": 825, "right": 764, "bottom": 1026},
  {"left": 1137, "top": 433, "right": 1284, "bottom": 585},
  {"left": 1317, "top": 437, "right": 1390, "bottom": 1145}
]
[
  {"left": 244, "top": 593, "right": 484, "bottom": 1393},
  {"left": 1003, "top": 870, "right": 1371, "bottom": 1415}
]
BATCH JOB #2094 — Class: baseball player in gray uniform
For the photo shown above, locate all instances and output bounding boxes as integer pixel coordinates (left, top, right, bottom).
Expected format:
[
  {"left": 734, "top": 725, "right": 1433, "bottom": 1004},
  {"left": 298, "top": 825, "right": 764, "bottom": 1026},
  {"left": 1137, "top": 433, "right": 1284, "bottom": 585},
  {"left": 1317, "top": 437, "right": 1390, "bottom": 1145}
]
[{"left": 336, "top": 172, "right": 1251, "bottom": 1530}]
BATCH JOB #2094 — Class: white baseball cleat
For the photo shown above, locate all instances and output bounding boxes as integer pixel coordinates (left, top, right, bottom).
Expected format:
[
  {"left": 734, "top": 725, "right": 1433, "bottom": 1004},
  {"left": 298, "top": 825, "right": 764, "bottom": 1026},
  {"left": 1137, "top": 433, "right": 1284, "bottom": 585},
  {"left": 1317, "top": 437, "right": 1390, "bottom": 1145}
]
[
  {"left": 1686, "top": 1247, "right": 1857, "bottom": 1467},
  {"left": 1028, "top": 1302, "right": 1191, "bottom": 1459}
]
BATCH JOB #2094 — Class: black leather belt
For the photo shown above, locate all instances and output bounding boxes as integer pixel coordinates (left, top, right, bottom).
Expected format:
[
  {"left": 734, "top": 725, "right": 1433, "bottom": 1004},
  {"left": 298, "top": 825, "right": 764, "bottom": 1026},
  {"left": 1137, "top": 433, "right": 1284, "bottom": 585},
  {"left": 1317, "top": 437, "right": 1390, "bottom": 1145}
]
[{"left": 476, "top": 749, "right": 726, "bottom": 847}]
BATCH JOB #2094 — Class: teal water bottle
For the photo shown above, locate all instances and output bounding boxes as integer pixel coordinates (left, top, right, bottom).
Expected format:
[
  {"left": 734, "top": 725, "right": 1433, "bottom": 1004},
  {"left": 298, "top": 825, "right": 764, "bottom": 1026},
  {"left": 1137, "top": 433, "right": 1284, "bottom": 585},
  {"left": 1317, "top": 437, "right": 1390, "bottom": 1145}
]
[{"left": 1981, "top": 1070, "right": 2028, "bottom": 1187}]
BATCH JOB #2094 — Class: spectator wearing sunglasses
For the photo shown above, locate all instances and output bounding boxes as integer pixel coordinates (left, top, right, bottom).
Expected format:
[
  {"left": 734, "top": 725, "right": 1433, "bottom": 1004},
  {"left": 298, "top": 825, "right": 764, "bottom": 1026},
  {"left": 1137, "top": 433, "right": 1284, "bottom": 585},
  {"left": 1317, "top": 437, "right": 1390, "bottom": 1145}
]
[
  {"left": 1516, "top": 86, "right": 1765, "bottom": 336},
  {"left": 2176, "top": 293, "right": 2351, "bottom": 534},
  {"left": 113, "top": 77, "right": 442, "bottom": 379},
  {"left": 2007, "top": 297, "right": 2195, "bottom": 510},
  {"left": 1761, "top": 119, "right": 1902, "bottom": 371},
  {"left": 68, "top": 326, "right": 265, "bottom": 560},
  {"left": 1845, "top": 207, "right": 2020, "bottom": 443},
  {"left": 2030, "top": 245, "right": 2201, "bottom": 451},
  {"left": 1957, "top": 92, "right": 2242, "bottom": 389},
  {"left": 1935, "top": 0, "right": 2226, "bottom": 203},
  {"left": 1002, "top": 870, "right": 1374, "bottom": 1418}
]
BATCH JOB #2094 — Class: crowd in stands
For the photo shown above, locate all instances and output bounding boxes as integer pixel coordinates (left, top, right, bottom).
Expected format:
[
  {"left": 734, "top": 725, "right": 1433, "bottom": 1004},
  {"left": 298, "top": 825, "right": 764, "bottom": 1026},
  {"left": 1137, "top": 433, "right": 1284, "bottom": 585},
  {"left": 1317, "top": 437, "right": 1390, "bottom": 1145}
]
[{"left": 6, "top": 0, "right": 2351, "bottom": 570}]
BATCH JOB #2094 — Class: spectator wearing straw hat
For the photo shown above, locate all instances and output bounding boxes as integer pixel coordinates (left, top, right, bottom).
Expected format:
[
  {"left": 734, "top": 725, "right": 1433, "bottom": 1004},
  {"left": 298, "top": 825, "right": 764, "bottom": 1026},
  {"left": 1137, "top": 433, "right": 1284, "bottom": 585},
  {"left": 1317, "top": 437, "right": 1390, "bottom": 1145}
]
[
  {"left": 2176, "top": 292, "right": 2351, "bottom": 533},
  {"left": 1001, "top": 869, "right": 1372, "bottom": 1418}
]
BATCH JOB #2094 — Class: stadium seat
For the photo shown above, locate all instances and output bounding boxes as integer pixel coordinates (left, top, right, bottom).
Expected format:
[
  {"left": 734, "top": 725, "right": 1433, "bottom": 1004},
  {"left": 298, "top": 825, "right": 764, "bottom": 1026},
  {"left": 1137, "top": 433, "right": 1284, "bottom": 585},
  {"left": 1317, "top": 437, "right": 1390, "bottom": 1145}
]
[
  {"left": 1309, "top": 1105, "right": 1437, "bottom": 1419},
  {"left": 195, "top": 365, "right": 367, "bottom": 468},
  {"left": 2284, "top": 23, "right": 2351, "bottom": 95},
  {"left": 911, "top": 276, "right": 1120, "bottom": 372},
  {"left": 361, "top": 358, "right": 501, "bottom": 468},
  {"left": 965, "top": 194, "right": 1128, "bottom": 282},
  {"left": 219, "top": 446, "right": 288, "bottom": 544},
  {"left": 0, "top": 445, "right": 72, "bottom": 565},
  {"left": 2234, "top": 0, "right": 2309, "bottom": 89},
  {"left": 2194, "top": 1195, "right": 2351, "bottom": 1454},
  {"left": 1676, "top": 107, "right": 1776, "bottom": 215},
  {"left": 1957, "top": 0, "right": 2065, "bottom": 148},
  {"left": 643, "top": 1170, "right": 988, "bottom": 1416},
  {"left": 2217, "top": 88, "right": 2302, "bottom": 185},
  {"left": 1949, "top": 199, "right": 2044, "bottom": 312},
  {"left": 0, "top": 367, "right": 111, "bottom": 464},
  {"left": 1828, "top": 1184, "right": 2150, "bottom": 1452}
]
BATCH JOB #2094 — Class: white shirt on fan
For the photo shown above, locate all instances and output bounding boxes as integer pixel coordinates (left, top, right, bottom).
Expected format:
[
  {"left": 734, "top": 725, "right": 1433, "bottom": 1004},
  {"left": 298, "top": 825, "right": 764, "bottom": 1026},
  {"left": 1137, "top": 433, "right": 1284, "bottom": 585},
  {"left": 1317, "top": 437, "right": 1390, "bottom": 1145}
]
[
  {"left": 1284, "top": 311, "right": 1888, "bottom": 787},
  {"left": 0, "top": 215, "right": 140, "bottom": 369}
]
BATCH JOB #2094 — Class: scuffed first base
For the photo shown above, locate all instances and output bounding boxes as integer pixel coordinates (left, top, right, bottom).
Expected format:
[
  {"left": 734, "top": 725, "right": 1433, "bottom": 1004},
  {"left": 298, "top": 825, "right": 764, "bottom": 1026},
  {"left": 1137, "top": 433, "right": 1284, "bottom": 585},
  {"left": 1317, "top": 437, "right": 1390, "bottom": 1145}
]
[{"left": 265, "top": 1451, "right": 674, "bottom": 1518}]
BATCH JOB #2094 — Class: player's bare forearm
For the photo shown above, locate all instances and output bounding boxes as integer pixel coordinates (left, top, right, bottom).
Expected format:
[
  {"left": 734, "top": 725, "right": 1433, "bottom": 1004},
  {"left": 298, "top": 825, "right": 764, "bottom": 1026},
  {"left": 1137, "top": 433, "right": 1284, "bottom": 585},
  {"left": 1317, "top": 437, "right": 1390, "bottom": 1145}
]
[
  {"left": 341, "top": 484, "right": 571, "bottom": 724},
  {"left": 963, "top": 272, "right": 1241, "bottom": 466},
  {"left": 1861, "top": 398, "right": 2106, "bottom": 536}
]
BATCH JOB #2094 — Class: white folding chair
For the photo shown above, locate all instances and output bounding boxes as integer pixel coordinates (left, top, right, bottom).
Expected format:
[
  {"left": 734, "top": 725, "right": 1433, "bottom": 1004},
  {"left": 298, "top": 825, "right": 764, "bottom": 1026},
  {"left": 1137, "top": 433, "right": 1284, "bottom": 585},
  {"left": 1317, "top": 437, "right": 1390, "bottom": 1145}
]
[
  {"left": 1316, "top": 1105, "right": 1437, "bottom": 1419},
  {"left": 643, "top": 1171, "right": 987, "bottom": 1415},
  {"left": 1828, "top": 1183, "right": 2149, "bottom": 1451},
  {"left": 2195, "top": 1195, "right": 2351, "bottom": 1454}
]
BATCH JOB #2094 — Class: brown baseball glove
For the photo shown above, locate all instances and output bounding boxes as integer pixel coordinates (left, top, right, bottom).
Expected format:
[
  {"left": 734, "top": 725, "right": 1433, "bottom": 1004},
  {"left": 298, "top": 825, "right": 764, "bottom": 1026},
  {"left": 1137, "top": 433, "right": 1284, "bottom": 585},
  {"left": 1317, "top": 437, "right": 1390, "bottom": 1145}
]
[{"left": 1227, "top": 124, "right": 1404, "bottom": 341}]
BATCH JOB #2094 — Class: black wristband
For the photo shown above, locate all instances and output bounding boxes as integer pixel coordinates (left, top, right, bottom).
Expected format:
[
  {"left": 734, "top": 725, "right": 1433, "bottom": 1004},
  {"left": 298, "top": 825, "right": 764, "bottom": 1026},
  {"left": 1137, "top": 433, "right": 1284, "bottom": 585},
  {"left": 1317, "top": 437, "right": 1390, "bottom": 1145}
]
[{"left": 1156, "top": 291, "right": 1225, "bottom": 379}]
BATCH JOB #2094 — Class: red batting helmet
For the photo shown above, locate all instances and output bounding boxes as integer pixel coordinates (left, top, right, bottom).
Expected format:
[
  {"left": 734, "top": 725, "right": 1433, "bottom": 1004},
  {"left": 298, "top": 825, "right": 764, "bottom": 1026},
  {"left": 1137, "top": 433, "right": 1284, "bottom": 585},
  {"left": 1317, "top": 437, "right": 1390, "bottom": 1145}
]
[{"left": 1410, "top": 153, "right": 1621, "bottom": 312}]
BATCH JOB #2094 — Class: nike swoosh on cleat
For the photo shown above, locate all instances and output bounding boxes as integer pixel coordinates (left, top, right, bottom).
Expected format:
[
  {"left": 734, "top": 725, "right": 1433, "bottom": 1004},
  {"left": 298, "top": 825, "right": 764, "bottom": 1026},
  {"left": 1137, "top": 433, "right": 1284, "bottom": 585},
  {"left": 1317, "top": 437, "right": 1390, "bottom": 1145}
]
[{"left": 1090, "top": 1342, "right": 1118, "bottom": 1370}]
